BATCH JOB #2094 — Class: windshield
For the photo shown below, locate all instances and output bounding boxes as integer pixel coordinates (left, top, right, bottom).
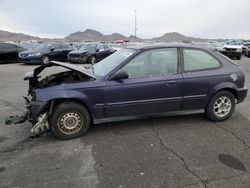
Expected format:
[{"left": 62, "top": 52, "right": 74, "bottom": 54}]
[
  {"left": 225, "top": 40, "right": 241, "bottom": 46},
  {"left": 93, "top": 48, "right": 136, "bottom": 77},
  {"left": 33, "top": 43, "right": 52, "bottom": 50},
  {"left": 20, "top": 43, "right": 38, "bottom": 49},
  {"left": 79, "top": 44, "right": 97, "bottom": 52}
]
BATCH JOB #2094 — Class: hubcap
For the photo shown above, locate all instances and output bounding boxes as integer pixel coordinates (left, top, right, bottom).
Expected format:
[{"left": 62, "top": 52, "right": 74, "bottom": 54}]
[
  {"left": 43, "top": 56, "right": 49, "bottom": 64},
  {"left": 213, "top": 96, "right": 232, "bottom": 118},
  {"left": 58, "top": 112, "right": 82, "bottom": 134}
]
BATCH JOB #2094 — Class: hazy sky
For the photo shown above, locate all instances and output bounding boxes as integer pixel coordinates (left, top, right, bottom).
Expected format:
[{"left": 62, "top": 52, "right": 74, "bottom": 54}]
[{"left": 0, "top": 0, "right": 249, "bottom": 39}]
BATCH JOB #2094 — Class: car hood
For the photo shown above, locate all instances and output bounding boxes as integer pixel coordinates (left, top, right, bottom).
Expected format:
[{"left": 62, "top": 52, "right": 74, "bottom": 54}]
[
  {"left": 69, "top": 50, "right": 88, "bottom": 54},
  {"left": 51, "top": 61, "right": 95, "bottom": 78},
  {"left": 20, "top": 49, "right": 47, "bottom": 54},
  {"left": 24, "top": 61, "right": 95, "bottom": 81}
]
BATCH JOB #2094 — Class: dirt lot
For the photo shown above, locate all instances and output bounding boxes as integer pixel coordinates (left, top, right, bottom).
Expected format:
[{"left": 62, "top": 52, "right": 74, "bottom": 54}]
[{"left": 0, "top": 56, "right": 250, "bottom": 188}]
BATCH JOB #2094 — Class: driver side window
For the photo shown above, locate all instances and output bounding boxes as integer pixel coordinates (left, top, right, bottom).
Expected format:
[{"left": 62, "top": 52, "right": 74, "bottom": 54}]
[
  {"left": 121, "top": 48, "right": 178, "bottom": 78},
  {"left": 51, "top": 44, "right": 61, "bottom": 50}
]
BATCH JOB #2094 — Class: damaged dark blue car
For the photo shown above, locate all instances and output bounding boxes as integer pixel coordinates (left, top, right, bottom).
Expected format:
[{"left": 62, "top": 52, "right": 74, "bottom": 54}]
[{"left": 6, "top": 45, "right": 248, "bottom": 139}]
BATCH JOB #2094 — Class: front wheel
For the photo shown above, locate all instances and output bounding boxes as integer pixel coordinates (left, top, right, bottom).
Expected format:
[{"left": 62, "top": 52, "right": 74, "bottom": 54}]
[
  {"left": 42, "top": 55, "right": 50, "bottom": 64},
  {"left": 50, "top": 102, "right": 91, "bottom": 140},
  {"left": 205, "top": 91, "right": 235, "bottom": 121}
]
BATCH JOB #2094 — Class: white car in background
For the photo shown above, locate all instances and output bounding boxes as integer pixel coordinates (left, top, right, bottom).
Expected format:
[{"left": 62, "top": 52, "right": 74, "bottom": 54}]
[{"left": 216, "top": 40, "right": 243, "bottom": 60}]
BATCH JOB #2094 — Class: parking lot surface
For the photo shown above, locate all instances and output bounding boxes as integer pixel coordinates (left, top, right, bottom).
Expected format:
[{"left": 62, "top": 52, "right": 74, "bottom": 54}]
[{"left": 0, "top": 57, "right": 250, "bottom": 188}]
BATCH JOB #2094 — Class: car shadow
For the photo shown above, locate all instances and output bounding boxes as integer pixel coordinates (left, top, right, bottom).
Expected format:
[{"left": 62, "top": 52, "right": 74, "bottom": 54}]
[
  {"left": 0, "top": 61, "right": 20, "bottom": 65},
  {"left": 86, "top": 113, "right": 207, "bottom": 137}
]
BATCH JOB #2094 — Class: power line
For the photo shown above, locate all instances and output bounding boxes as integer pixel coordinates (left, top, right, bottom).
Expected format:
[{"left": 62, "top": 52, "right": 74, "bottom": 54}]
[{"left": 134, "top": 10, "right": 137, "bottom": 40}]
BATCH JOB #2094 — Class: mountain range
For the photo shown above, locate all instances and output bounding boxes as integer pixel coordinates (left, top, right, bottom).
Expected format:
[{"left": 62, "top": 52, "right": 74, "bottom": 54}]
[{"left": 0, "top": 29, "right": 208, "bottom": 43}]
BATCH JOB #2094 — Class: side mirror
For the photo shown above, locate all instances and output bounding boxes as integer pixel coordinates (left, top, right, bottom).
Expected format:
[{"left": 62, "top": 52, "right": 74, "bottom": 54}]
[
  {"left": 50, "top": 48, "right": 55, "bottom": 51},
  {"left": 109, "top": 70, "right": 129, "bottom": 81}
]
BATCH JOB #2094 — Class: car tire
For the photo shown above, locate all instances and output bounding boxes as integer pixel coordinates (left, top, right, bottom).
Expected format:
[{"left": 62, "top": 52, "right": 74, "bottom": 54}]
[
  {"left": 42, "top": 55, "right": 50, "bottom": 64},
  {"left": 205, "top": 91, "right": 235, "bottom": 121},
  {"left": 50, "top": 102, "right": 91, "bottom": 140},
  {"left": 236, "top": 56, "right": 241, "bottom": 60},
  {"left": 89, "top": 56, "right": 96, "bottom": 64}
]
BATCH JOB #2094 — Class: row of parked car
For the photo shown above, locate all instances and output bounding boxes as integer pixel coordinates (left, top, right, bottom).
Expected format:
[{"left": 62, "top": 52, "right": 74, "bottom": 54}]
[
  {"left": 0, "top": 42, "right": 120, "bottom": 64},
  {"left": 2, "top": 39, "right": 250, "bottom": 65}
]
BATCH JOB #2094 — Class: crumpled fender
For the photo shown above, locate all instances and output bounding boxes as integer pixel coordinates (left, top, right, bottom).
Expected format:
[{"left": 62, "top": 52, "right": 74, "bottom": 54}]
[{"left": 34, "top": 86, "right": 93, "bottom": 111}]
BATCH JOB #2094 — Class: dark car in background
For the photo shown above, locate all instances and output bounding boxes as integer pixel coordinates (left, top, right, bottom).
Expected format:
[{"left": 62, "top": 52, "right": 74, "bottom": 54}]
[
  {"left": 246, "top": 46, "right": 250, "bottom": 58},
  {"left": 68, "top": 43, "right": 114, "bottom": 64},
  {"left": 6, "top": 45, "right": 247, "bottom": 140},
  {"left": 19, "top": 42, "right": 72, "bottom": 64},
  {"left": 243, "top": 42, "right": 250, "bottom": 57},
  {"left": 0, "top": 42, "right": 25, "bottom": 63}
]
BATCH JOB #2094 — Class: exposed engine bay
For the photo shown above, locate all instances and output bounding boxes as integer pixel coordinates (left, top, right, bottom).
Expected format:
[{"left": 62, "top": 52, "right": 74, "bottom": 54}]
[
  {"left": 38, "top": 70, "right": 91, "bottom": 88},
  {"left": 25, "top": 61, "right": 95, "bottom": 92},
  {"left": 5, "top": 61, "right": 96, "bottom": 136}
]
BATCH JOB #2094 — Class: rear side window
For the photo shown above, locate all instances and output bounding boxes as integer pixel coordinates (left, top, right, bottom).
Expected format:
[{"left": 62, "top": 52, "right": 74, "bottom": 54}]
[
  {"left": 52, "top": 44, "right": 61, "bottom": 49},
  {"left": 183, "top": 49, "right": 220, "bottom": 71},
  {"left": 60, "top": 44, "right": 70, "bottom": 49},
  {"left": 103, "top": 44, "right": 108, "bottom": 49}
]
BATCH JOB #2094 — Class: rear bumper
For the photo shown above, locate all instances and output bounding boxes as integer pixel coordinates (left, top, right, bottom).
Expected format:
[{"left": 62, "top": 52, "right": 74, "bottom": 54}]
[{"left": 237, "top": 87, "right": 248, "bottom": 103}]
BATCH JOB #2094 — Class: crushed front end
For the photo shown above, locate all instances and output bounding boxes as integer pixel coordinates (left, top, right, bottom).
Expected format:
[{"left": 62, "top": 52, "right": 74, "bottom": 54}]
[
  {"left": 5, "top": 66, "right": 52, "bottom": 135},
  {"left": 5, "top": 61, "right": 95, "bottom": 136}
]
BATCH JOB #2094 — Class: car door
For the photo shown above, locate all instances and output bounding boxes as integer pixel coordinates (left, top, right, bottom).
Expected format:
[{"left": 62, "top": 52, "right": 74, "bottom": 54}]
[
  {"left": 49, "top": 44, "right": 62, "bottom": 61},
  {"left": 104, "top": 47, "right": 183, "bottom": 118},
  {"left": 181, "top": 48, "right": 223, "bottom": 110},
  {"left": 59, "top": 44, "right": 71, "bottom": 61}
]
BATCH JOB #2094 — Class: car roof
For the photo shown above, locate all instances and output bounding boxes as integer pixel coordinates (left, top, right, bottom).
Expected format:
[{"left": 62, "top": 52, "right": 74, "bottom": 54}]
[
  {"left": 40, "top": 42, "right": 67, "bottom": 45},
  {"left": 125, "top": 44, "right": 215, "bottom": 51}
]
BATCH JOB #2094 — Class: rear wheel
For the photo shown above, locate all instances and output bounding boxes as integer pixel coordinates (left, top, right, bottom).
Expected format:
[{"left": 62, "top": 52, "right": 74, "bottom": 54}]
[
  {"left": 42, "top": 55, "right": 50, "bottom": 64},
  {"left": 205, "top": 91, "right": 235, "bottom": 121},
  {"left": 50, "top": 102, "right": 91, "bottom": 140}
]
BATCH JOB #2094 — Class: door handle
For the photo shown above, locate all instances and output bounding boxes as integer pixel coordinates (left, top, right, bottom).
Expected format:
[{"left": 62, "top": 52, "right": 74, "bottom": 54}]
[{"left": 167, "top": 81, "right": 176, "bottom": 85}]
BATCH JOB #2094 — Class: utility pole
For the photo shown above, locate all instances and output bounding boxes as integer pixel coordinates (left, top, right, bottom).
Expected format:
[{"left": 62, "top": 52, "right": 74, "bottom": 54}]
[{"left": 134, "top": 9, "right": 137, "bottom": 40}]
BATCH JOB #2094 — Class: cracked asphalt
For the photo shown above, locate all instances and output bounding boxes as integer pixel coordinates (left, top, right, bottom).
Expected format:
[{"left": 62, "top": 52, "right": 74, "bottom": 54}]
[{"left": 0, "top": 56, "right": 250, "bottom": 188}]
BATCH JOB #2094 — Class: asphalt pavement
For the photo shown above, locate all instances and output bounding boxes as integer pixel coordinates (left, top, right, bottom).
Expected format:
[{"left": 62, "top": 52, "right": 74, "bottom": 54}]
[{"left": 0, "top": 57, "right": 250, "bottom": 188}]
